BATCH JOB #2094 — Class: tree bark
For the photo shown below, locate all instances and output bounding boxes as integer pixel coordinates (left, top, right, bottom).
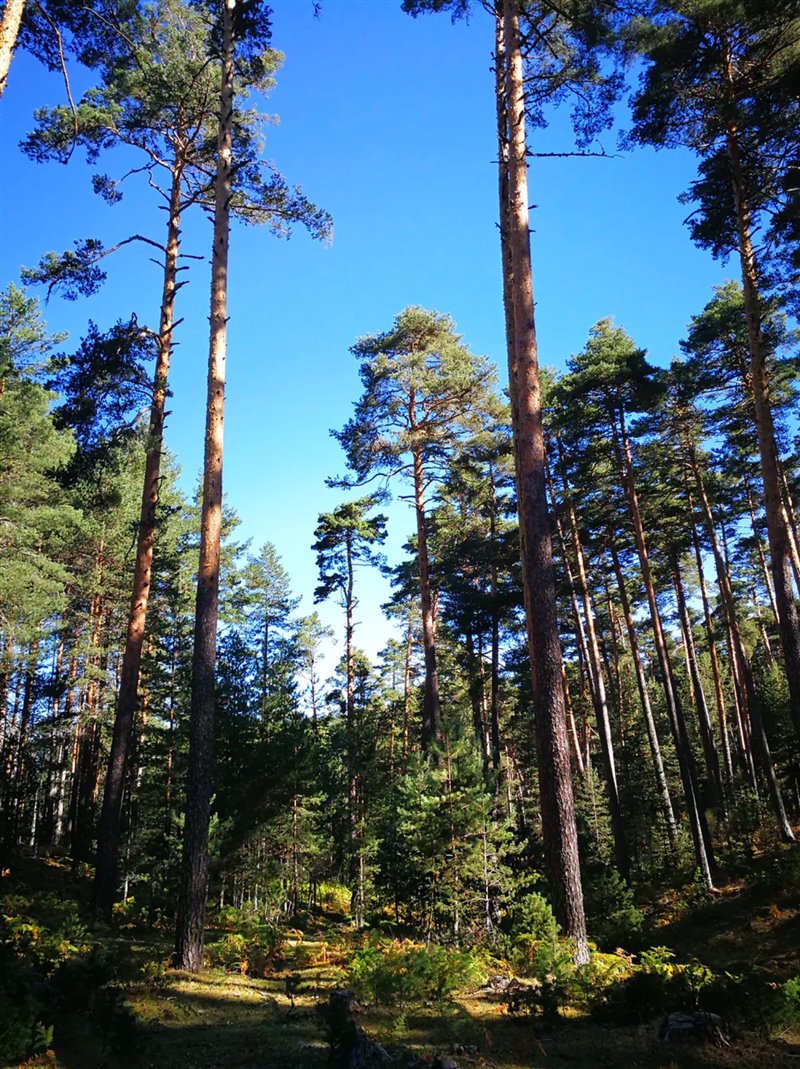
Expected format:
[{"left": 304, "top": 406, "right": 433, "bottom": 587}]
[
  {"left": 690, "top": 447, "right": 795, "bottom": 841},
  {"left": 671, "top": 560, "right": 724, "bottom": 811},
  {"left": 412, "top": 445, "right": 441, "bottom": 750},
  {"left": 174, "top": 1, "right": 234, "bottom": 972},
  {"left": 553, "top": 451, "right": 629, "bottom": 878},
  {"left": 689, "top": 515, "right": 734, "bottom": 787},
  {"left": 498, "top": 0, "right": 587, "bottom": 961},
  {"left": 93, "top": 152, "right": 186, "bottom": 919},
  {"left": 607, "top": 535, "right": 678, "bottom": 850},
  {"left": 612, "top": 415, "right": 716, "bottom": 886},
  {"left": 0, "top": 0, "right": 24, "bottom": 97},
  {"left": 724, "top": 104, "right": 800, "bottom": 745}
]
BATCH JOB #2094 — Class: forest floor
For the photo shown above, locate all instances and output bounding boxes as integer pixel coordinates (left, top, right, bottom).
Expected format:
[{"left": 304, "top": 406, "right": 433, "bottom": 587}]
[{"left": 3, "top": 850, "right": 800, "bottom": 1069}]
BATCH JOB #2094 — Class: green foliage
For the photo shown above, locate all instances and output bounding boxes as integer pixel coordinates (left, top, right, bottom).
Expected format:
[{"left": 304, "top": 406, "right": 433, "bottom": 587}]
[
  {"left": 348, "top": 936, "right": 485, "bottom": 1005},
  {"left": 772, "top": 976, "right": 800, "bottom": 1035},
  {"left": 503, "top": 893, "right": 575, "bottom": 1015},
  {"left": 588, "top": 946, "right": 784, "bottom": 1027},
  {"left": 0, "top": 947, "right": 51, "bottom": 1067},
  {"left": 205, "top": 924, "right": 283, "bottom": 977},
  {"left": 583, "top": 865, "right": 645, "bottom": 951},
  {"left": 0, "top": 891, "right": 137, "bottom": 1064}
]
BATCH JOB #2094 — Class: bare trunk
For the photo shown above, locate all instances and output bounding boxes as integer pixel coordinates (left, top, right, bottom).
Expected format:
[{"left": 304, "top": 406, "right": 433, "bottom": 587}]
[
  {"left": 607, "top": 535, "right": 678, "bottom": 850},
  {"left": 498, "top": 0, "right": 587, "bottom": 960},
  {"left": 725, "top": 111, "right": 800, "bottom": 744},
  {"left": 344, "top": 530, "right": 360, "bottom": 912},
  {"left": 612, "top": 416, "right": 716, "bottom": 886},
  {"left": 488, "top": 465, "right": 502, "bottom": 773},
  {"left": 689, "top": 513, "right": 735, "bottom": 787},
  {"left": 561, "top": 662, "right": 585, "bottom": 777},
  {"left": 746, "top": 482, "right": 780, "bottom": 625},
  {"left": 553, "top": 451, "right": 629, "bottom": 878},
  {"left": 93, "top": 154, "right": 185, "bottom": 918},
  {"left": 402, "top": 613, "right": 411, "bottom": 761},
  {"left": 175, "top": 3, "right": 234, "bottom": 972},
  {"left": 412, "top": 446, "right": 441, "bottom": 750},
  {"left": 691, "top": 447, "right": 795, "bottom": 841},
  {"left": 671, "top": 561, "right": 724, "bottom": 811},
  {"left": 0, "top": 0, "right": 24, "bottom": 96}
]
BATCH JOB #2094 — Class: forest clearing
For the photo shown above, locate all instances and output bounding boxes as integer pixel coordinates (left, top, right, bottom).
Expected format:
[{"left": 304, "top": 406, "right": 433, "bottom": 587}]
[
  {"left": 2, "top": 0, "right": 800, "bottom": 1066},
  {"left": 3, "top": 845, "right": 800, "bottom": 1068}
]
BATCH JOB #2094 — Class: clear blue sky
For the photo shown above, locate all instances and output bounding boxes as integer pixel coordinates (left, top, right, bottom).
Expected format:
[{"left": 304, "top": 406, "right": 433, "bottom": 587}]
[{"left": 0, "top": 0, "right": 732, "bottom": 667}]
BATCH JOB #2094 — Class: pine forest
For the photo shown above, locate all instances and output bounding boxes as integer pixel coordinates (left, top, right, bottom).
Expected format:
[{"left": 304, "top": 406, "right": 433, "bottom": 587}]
[{"left": 2, "top": 1, "right": 800, "bottom": 1067}]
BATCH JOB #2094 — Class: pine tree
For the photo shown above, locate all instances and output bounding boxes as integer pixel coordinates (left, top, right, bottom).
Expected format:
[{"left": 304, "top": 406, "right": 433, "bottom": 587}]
[{"left": 333, "top": 307, "right": 495, "bottom": 752}]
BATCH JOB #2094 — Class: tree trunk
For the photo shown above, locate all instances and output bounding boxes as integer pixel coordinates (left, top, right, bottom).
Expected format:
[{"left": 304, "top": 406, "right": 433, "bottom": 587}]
[
  {"left": 724, "top": 106, "right": 800, "bottom": 745},
  {"left": 498, "top": 0, "right": 587, "bottom": 961},
  {"left": 746, "top": 481, "right": 780, "bottom": 625},
  {"left": 174, "top": 2, "right": 234, "bottom": 972},
  {"left": 689, "top": 513, "right": 735, "bottom": 788},
  {"left": 690, "top": 446, "right": 795, "bottom": 841},
  {"left": 412, "top": 445, "right": 441, "bottom": 750},
  {"left": 488, "top": 464, "right": 502, "bottom": 773},
  {"left": 612, "top": 415, "right": 716, "bottom": 886},
  {"left": 671, "top": 560, "right": 724, "bottom": 811},
  {"left": 553, "top": 452, "right": 629, "bottom": 878},
  {"left": 93, "top": 153, "right": 185, "bottom": 919},
  {"left": 561, "top": 662, "right": 586, "bottom": 777},
  {"left": 0, "top": 0, "right": 24, "bottom": 96},
  {"left": 607, "top": 535, "right": 679, "bottom": 850}
]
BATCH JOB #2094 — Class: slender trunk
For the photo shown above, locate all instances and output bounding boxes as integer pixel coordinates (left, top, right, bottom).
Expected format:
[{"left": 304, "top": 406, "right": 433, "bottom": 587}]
[
  {"left": 175, "top": 4, "right": 234, "bottom": 972},
  {"left": 488, "top": 465, "right": 502, "bottom": 773},
  {"left": 689, "top": 513, "right": 735, "bottom": 788},
  {"left": 746, "top": 482, "right": 780, "bottom": 625},
  {"left": 671, "top": 560, "right": 724, "bottom": 811},
  {"left": 402, "top": 612, "right": 412, "bottom": 761},
  {"left": 553, "top": 451, "right": 629, "bottom": 878},
  {"left": 412, "top": 445, "right": 441, "bottom": 750},
  {"left": 562, "top": 662, "right": 586, "bottom": 777},
  {"left": 344, "top": 529, "right": 360, "bottom": 909},
  {"left": 691, "top": 448, "right": 795, "bottom": 841},
  {"left": 12, "top": 643, "right": 37, "bottom": 842},
  {"left": 55, "top": 642, "right": 78, "bottom": 846},
  {"left": 607, "top": 536, "right": 678, "bottom": 850},
  {"left": 751, "top": 585, "right": 775, "bottom": 666},
  {"left": 164, "top": 612, "right": 179, "bottom": 838},
  {"left": 780, "top": 461, "right": 800, "bottom": 589},
  {"left": 612, "top": 415, "right": 716, "bottom": 886},
  {"left": 0, "top": 0, "right": 24, "bottom": 96},
  {"left": 498, "top": 0, "right": 587, "bottom": 960},
  {"left": 725, "top": 104, "right": 800, "bottom": 744},
  {"left": 93, "top": 153, "right": 186, "bottom": 918},
  {"left": 467, "top": 631, "right": 490, "bottom": 777}
]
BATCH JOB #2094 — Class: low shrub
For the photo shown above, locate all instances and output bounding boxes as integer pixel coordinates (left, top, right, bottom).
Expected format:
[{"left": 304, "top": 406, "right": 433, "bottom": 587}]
[
  {"left": 348, "top": 936, "right": 485, "bottom": 1005},
  {"left": 0, "top": 948, "right": 52, "bottom": 1067},
  {"left": 205, "top": 924, "right": 283, "bottom": 977},
  {"left": 112, "top": 895, "right": 166, "bottom": 929},
  {"left": 583, "top": 865, "right": 645, "bottom": 951}
]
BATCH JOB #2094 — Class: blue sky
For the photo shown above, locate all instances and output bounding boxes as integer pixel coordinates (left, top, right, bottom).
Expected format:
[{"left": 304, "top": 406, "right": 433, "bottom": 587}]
[{"left": 0, "top": 0, "right": 733, "bottom": 666}]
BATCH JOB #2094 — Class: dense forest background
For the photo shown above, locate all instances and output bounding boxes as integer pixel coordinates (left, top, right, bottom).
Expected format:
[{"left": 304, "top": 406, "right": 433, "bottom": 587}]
[{"left": 1, "top": 1, "right": 800, "bottom": 1067}]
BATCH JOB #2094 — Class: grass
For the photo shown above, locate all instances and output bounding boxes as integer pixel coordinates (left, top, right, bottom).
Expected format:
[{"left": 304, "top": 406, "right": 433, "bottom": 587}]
[{"left": 3, "top": 850, "right": 800, "bottom": 1069}]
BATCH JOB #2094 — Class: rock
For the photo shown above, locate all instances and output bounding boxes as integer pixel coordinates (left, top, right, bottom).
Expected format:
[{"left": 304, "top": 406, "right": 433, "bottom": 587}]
[{"left": 659, "top": 1010, "right": 732, "bottom": 1047}]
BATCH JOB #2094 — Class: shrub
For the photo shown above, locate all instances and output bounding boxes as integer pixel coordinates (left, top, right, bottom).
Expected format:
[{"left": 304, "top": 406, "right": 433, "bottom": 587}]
[
  {"left": 205, "top": 925, "right": 282, "bottom": 977},
  {"left": 112, "top": 895, "right": 165, "bottom": 929},
  {"left": 771, "top": 976, "right": 800, "bottom": 1035},
  {"left": 348, "top": 936, "right": 485, "bottom": 1005},
  {"left": 583, "top": 865, "right": 644, "bottom": 951},
  {"left": 0, "top": 949, "right": 51, "bottom": 1067},
  {"left": 506, "top": 892, "right": 575, "bottom": 1001}
]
